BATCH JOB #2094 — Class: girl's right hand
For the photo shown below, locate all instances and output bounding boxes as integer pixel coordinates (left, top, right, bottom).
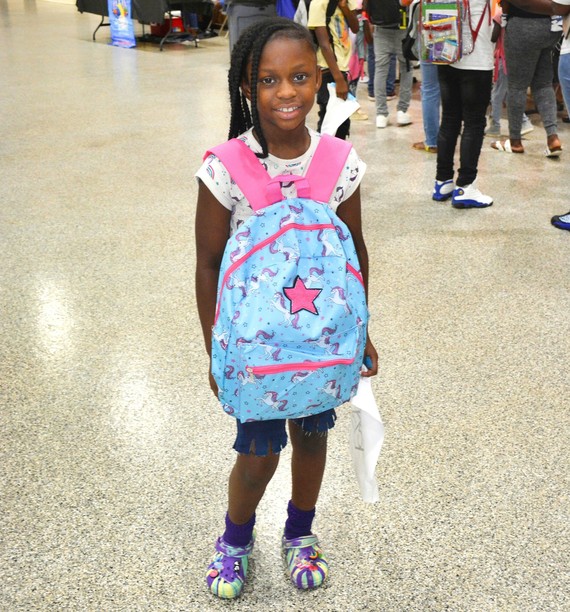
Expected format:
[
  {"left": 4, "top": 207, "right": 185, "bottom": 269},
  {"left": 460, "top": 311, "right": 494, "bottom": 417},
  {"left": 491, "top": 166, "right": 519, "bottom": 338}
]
[{"left": 361, "top": 337, "right": 379, "bottom": 377}]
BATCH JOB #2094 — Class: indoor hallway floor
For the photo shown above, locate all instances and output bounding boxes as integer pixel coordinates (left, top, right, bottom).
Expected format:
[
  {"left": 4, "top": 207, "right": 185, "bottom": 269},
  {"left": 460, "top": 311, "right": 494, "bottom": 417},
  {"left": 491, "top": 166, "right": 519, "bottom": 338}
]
[{"left": 1, "top": 1, "right": 569, "bottom": 610}]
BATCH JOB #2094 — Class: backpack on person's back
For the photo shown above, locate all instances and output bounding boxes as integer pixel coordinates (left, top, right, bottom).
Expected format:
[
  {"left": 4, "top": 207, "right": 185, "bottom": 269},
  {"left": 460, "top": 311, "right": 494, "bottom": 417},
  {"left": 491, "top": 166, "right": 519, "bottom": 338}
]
[
  {"left": 205, "top": 135, "right": 369, "bottom": 423},
  {"left": 367, "top": 0, "right": 404, "bottom": 28},
  {"left": 401, "top": 0, "right": 420, "bottom": 61}
]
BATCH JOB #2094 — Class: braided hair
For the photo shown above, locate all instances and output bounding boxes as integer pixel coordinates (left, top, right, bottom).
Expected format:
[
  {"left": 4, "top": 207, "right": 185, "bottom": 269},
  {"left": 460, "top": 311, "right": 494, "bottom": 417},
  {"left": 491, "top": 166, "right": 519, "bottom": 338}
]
[{"left": 228, "top": 18, "right": 316, "bottom": 158}]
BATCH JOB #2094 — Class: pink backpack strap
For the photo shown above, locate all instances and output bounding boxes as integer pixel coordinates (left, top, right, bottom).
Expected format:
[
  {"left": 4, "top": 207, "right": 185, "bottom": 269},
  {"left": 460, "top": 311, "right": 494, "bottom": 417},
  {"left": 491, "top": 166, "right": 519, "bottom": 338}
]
[
  {"left": 204, "top": 134, "right": 352, "bottom": 211},
  {"left": 205, "top": 139, "right": 271, "bottom": 212},
  {"left": 306, "top": 134, "right": 353, "bottom": 204}
]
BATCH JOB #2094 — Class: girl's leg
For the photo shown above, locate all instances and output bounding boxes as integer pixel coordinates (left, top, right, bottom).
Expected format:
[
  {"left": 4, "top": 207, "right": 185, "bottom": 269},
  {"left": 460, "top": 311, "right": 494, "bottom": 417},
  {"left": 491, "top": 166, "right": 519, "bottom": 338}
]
[
  {"left": 436, "top": 65, "right": 462, "bottom": 182},
  {"left": 457, "top": 69, "right": 493, "bottom": 187},
  {"left": 227, "top": 452, "right": 280, "bottom": 525},
  {"left": 207, "top": 422, "right": 284, "bottom": 599},
  {"left": 283, "top": 417, "right": 330, "bottom": 591},
  {"left": 289, "top": 420, "right": 328, "bottom": 511}
]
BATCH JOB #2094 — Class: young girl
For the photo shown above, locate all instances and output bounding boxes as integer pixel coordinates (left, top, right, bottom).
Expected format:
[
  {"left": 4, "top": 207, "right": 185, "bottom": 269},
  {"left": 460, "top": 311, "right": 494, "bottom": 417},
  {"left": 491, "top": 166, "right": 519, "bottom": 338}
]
[{"left": 194, "top": 17, "right": 378, "bottom": 600}]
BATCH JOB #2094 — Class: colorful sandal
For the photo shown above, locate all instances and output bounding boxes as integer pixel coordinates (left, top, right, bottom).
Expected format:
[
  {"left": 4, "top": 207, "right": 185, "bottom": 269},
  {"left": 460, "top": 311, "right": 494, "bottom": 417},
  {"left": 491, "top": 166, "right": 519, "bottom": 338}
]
[
  {"left": 206, "top": 536, "right": 254, "bottom": 599},
  {"left": 282, "top": 534, "right": 328, "bottom": 590}
]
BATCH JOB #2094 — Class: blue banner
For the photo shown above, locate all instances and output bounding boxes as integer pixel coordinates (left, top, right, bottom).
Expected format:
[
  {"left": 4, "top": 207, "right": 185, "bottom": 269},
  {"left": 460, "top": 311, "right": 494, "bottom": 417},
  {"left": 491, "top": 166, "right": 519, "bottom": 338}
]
[{"left": 108, "top": 0, "right": 136, "bottom": 48}]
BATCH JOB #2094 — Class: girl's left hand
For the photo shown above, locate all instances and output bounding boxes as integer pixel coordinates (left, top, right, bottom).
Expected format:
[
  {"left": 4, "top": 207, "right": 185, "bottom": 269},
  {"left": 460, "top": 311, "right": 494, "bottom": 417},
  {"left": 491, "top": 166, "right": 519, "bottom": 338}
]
[{"left": 361, "top": 337, "right": 379, "bottom": 377}]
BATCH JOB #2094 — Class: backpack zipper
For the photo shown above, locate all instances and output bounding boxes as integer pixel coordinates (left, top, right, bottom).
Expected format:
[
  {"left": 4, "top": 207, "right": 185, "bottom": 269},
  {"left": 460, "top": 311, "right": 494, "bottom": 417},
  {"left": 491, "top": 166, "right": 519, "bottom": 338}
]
[{"left": 248, "top": 356, "right": 356, "bottom": 377}]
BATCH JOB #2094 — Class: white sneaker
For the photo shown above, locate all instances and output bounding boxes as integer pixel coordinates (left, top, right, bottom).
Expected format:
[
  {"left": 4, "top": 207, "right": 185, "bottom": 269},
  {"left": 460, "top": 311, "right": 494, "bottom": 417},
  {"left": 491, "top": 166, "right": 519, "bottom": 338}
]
[
  {"left": 432, "top": 179, "right": 455, "bottom": 202},
  {"left": 520, "top": 119, "right": 534, "bottom": 136},
  {"left": 359, "top": 76, "right": 369, "bottom": 84},
  {"left": 397, "top": 110, "right": 412, "bottom": 126},
  {"left": 376, "top": 115, "right": 389, "bottom": 129},
  {"left": 451, "top": 183, "right": 493, "bottom": 209}
]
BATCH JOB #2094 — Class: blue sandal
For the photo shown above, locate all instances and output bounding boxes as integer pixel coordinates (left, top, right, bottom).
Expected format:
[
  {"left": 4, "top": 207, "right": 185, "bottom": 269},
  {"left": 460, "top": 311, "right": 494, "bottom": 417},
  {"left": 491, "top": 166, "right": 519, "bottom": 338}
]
[{"left": 206, "top": 536, "right": 254, "bottom": 599}]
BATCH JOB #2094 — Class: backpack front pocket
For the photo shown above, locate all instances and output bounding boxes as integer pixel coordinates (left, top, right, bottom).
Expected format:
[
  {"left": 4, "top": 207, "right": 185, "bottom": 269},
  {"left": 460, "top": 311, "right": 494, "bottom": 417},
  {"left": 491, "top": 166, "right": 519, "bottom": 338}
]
[{"left": 222, "top": 325, "right": 365, "bottom": 422}]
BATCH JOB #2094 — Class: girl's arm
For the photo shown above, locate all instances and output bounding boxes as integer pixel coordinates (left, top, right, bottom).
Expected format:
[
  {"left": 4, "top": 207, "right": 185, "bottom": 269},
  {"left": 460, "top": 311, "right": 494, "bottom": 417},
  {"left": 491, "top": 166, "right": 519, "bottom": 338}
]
[
  {"left": 336, "top": 186, "right": 379, "bottom": 378},
  {"left": 195, "top": 179, "right": 231, "bottom": 395}
]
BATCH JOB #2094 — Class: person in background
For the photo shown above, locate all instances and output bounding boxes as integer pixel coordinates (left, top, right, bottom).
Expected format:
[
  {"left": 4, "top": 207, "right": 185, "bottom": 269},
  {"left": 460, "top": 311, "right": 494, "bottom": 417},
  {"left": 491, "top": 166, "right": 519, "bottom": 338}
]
[
  {"left": 485, "top": 2, "right": 534, "bottom": 138},
  {"left": 490, "top": 0, "right": 562, "bottom": 155},
  {"left": 431, "top": 0, "right": 495, "bottom": 208},
  {"left": 226, "top": 0, "right": 277, "bottom": 53},
  {"left": 309, "top": 0, "right": 360, "bottom": 139},
  {"left": 348, "top": 0, "right": 374, "bottom": 120},
  {"left": 366, "top": 44, "right": 398, "bottom": 100},
  {"left": 408, "top": 0, "right": 441, "bottom": 153},
  {"left": 366, "top": 0, "right": 415, "bottom": 127},
  {"left": 546, "top": 0, "right": 570, "bottom": 228}
]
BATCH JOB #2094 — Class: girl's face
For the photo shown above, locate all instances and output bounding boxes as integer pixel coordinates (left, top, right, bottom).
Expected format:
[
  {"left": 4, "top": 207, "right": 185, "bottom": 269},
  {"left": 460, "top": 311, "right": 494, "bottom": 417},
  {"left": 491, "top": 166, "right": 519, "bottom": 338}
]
[{"left": 243, "top": 36, "right": 321, "bottom": 140}]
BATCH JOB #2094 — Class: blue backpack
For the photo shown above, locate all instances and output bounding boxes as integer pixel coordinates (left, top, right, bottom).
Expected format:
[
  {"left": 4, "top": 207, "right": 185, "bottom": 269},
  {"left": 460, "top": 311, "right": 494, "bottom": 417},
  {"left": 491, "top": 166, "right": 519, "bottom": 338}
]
[{"left": 206, "top": 135, "right": 369, "bottom": 422}]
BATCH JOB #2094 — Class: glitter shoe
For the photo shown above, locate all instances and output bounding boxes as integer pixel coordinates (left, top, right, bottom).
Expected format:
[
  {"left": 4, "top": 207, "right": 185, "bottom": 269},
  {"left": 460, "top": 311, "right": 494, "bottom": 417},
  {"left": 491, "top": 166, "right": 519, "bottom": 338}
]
[
  {"left": 206, "top": 536, "right": 254, "bottom": 599},
  {"left": 282, "top": 533, "right": 328, "bottom": 589}
]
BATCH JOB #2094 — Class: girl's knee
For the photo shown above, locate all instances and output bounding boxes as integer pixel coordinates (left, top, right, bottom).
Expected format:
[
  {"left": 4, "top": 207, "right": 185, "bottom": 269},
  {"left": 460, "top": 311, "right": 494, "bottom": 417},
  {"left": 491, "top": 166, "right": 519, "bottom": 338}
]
[
  {"left": 235, "top": 453, "right": 279, "bottom": 490},
  {"left": 290, "top": 424, "right": 328, "bottom": 455}
]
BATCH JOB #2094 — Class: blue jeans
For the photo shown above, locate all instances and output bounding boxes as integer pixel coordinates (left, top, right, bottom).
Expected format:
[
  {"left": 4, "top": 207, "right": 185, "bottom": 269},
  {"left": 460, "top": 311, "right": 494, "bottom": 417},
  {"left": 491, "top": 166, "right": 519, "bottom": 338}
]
[
  {"left": 420, "top": 61, "right": 440, "bottom": 148},
  {"left": 558, "top": 53, "right": 570, "bottom": 123}
]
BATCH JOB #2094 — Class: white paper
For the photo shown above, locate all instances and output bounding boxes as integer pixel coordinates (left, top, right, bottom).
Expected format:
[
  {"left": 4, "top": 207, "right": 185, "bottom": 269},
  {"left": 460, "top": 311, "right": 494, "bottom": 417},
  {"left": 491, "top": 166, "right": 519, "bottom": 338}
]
[
  {"left": 320, "top": 83, "right": 360, "bottom": 136},
  {"left": 349, "top": 376, "right": 384, "bottom": 503}
]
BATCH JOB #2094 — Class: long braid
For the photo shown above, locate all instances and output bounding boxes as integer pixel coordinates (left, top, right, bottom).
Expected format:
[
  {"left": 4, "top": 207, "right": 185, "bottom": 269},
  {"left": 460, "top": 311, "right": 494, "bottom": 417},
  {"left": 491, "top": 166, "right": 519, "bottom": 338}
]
[
  {"left": 227, "top": 18, "right": 315, "bottom": 158},
  {"left": 228, "top": 31, "right": 254, "bottom": 138}
]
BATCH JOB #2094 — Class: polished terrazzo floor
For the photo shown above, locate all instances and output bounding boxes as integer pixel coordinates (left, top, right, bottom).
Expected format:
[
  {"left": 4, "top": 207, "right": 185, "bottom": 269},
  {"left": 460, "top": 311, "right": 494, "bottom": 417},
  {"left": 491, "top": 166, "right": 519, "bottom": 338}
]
[{"left": 1, "top": 1, "right": 569, "bottom": 610}]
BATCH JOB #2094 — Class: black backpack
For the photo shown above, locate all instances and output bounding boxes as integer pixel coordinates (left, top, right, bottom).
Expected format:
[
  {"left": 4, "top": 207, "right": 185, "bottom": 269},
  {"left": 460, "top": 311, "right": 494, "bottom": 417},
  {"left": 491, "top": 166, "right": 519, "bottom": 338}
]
[
  {"left": 367, "top": 0, "right": 402, "bottom": 28},
  {"left": 401, "top": 1, "right": 419, "bottom": 62},
  {"left": 305, "top": 0, "right": 340, "bottom": 57}
]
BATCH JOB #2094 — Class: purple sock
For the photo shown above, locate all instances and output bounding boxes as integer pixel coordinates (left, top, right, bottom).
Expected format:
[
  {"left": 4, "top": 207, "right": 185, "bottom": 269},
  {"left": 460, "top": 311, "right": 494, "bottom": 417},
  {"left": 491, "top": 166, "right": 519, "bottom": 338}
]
[
  {"left": 223, "top": 512, "right": 255, "bottom": 547},
  {"left": 284, "top": 500, "right": 315, "bottom": 540}
]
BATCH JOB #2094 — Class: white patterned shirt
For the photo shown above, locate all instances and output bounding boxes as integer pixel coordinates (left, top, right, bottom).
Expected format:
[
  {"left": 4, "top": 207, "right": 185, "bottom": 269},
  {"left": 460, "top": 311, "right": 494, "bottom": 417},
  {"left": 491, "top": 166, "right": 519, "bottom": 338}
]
[{"left": 195, "top": 128, "right": 366, "bottom": 235}]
